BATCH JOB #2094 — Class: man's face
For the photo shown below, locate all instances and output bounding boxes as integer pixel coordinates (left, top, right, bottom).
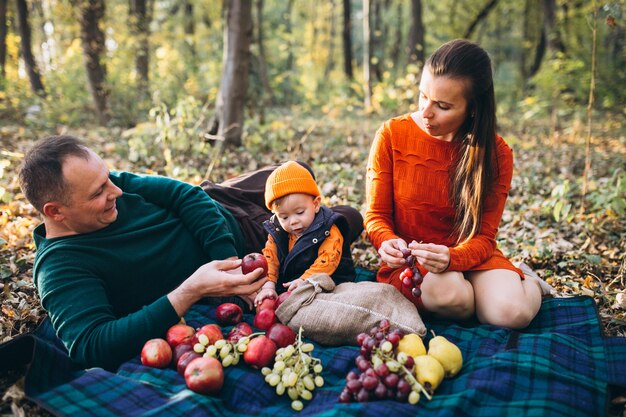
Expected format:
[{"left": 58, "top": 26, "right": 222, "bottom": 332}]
[{"left": 58, "top": 150, "right": 123, "bottom": 235}]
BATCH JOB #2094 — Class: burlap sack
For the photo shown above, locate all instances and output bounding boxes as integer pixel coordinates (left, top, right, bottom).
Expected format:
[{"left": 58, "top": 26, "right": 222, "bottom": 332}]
[{"left": 275, "top": 273, "right": 426, "bottom": 345}]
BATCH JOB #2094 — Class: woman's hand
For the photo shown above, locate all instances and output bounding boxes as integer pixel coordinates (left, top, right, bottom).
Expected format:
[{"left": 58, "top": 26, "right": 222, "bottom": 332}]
[
  {"left": 378, "top": 238, "right": 409, "bottom": 268},
  {"left": 408, "top": 241, "right": 450, "bottom": 273}
]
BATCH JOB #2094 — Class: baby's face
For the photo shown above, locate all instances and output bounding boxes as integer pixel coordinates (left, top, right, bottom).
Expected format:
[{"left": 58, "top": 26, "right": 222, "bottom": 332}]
[{"left": 273, "top": 193, "right": 320, "bottom": 238}]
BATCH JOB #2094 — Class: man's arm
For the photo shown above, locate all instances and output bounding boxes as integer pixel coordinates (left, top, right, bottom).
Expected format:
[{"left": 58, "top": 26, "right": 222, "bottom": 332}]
[
  {"left": 38, "top": 257, "right": 265, "bottom": 371},
  {"left": 110, "top": 171, "right": 239, "bottom": 260}
]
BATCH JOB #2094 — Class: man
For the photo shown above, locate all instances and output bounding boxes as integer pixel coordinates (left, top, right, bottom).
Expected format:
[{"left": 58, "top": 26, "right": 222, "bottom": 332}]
[{"left": 19, "top": 135, "right": 268, "bottom": 370}]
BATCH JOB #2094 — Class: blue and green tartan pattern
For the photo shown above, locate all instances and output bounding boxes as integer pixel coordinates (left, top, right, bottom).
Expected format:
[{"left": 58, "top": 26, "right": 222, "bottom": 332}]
[{"left": 3, "top": 295, "right": 625, "bottom": 417}]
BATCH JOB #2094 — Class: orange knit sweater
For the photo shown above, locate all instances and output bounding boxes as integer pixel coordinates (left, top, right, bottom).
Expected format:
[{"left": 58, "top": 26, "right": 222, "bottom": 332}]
[{"left": 365, "top": 113, "right": 523, "bottom": 288}]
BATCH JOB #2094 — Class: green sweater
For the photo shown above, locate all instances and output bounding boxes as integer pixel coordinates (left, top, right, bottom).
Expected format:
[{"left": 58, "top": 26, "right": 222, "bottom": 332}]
[{"left": 33, "top": 171, "right": 245, "bottom": 370}]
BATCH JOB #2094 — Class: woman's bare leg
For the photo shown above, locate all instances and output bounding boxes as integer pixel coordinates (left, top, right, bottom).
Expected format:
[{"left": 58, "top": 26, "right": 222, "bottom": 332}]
[
  {"left": 468, "top": 269, "right": 542, "bottom": 329},
  {"left": 420, "top": 271, "right": 475, "bottom": 320}
]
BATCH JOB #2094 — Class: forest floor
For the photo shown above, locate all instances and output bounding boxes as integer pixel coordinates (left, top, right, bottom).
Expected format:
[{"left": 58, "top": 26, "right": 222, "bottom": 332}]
[{"left": 0, "top": 111, "right": 625, "bottom": 416}]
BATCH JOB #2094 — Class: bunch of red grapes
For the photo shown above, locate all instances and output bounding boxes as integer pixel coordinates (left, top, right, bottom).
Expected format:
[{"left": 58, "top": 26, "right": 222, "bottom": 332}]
[
  {"left": 338, "top": 320, "right": 423, "bottom": 404},
  {"left": 399, "top": 248, "right": 423, "bottom": 298}
]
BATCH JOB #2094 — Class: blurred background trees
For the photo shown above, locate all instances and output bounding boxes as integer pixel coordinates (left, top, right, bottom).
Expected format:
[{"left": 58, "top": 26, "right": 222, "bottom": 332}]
[{"left": 0, "top": 0, "right": 623, "bottom": 146}]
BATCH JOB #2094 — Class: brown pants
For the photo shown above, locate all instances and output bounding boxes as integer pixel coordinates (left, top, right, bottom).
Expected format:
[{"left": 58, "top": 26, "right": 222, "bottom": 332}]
[{"left": 201, "top": 162, "right": 363, "bottom": 255}]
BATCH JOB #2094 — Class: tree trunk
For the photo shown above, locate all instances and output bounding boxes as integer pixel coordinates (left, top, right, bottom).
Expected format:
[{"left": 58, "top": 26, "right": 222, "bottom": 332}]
[
  {"left": 522, "top": 0, "right": 546, "bottom": 80},
  {"left": 74, "top": 0, "right": 109, "bottom": 125},
  {"left": 406, "top": 0, "right": 424, "bottom": 67},
  {"left": 216, "top": 0, "right": 252, "bottom": 147},
  {"left": 342, "top": 0, "right": 353, "bottom": 79},
  {"left": 390, "top": 1, "right": 402, "bottom": 67},
  {"left": 0, "top": 0, "right": 7, "bottom": 79},
  {"left": 529, "top": 30, "right": 547, "bottom": 77},
  {"left": 371, "top": 0, "right": 383, "bottom": 81},
  {"left": 541, "top": 0, "right": 566, "bottom": 55},
  {"left": 129, "top": 0, "right": 150, "bottom": 102},
  {"left": 324, "top": 0, "right": 336, "bottom": 78},
  {"left": 255, "top": 0, "right": 272, "bottom": 103},
  {"left": 463, "top": 0, "right": 499, "bottom": 39},
  {"left": 183, "top": 0, "right": 196, "bottom": 72},
  {"left": 16, "top": 0, "right": 45, "bottom": 96},
  {"left": 362, "top": 0, "right": 371, "bottom": 109},
  {"left": 282, "top": 0, "right": 293, "bottom": 104}
]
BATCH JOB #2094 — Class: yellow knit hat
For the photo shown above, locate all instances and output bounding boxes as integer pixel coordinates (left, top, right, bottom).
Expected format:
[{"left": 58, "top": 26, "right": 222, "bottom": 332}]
[{"left": 265, "top": 161, "right": 320, "bottom": 210}]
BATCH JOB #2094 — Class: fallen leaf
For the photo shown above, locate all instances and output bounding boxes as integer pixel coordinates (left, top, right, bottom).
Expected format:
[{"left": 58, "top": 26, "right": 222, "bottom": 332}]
[{"left": 612, "top": 292, "right": 626, "bottom": 310}]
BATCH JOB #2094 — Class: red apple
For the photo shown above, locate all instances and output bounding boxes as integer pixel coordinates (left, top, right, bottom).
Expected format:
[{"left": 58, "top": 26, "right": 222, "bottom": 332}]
[
  {"left": 256, "top": 298, "right": 276, "bottom": 312},
  {"left": 226, "top": 322, "right": 253, "bottom": 343},
  {"left": 177, "top": 350, "right": 202, "bottom": 375},
  {"left": 166, "top": 323, "right": 196, "bottom": 348},
  {"left": 241, "top": 252, "right": 268, "bottom": 277},
  {"left": 192, "top": 324, "right": 224, "bottom": 346},
  {"left": 275, "top": 291, "right": 292, "bottom": 308},
  {"left": 141, "top": 338, "right": 172, "bottom": 368},
  {"left": 243, "top": 335, "right": 277, "bottom": 369},
  {"left": 184, "top": 356, "right": 224, "bottom": 394},
  {"left": 215, "top": 303, "right": 244, "bottom": 325},
  {"left": 266, "top": 323, "right": 296, "bottom": 348},
  {"left": 172, "top": 343, "right": 194, "bottom": 367},
  {"left": 253, "top": 308, "right": 277, "bottom": 331}
]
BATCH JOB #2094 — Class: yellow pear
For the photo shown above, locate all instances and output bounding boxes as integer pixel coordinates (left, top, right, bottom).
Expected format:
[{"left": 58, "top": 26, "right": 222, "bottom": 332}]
[
  {"left": 397, "top": 333, "right": 426, "bottom": 358},
  {"left": 413, "top": 354, "right": 444, "bottom": 394},
  {"left": 427, "top": 335, "right": 463, "bottom": 377}
]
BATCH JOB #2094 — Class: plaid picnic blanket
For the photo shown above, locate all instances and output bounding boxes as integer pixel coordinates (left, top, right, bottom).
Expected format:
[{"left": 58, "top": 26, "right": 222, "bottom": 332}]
[{"left": 2, "top": 288, "right": 625, "bottom": 416}]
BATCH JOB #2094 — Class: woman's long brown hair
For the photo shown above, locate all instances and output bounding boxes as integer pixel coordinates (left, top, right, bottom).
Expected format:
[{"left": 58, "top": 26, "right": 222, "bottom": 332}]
[{"left": 425, "top": 39, "right": 499, "bottom": 244}]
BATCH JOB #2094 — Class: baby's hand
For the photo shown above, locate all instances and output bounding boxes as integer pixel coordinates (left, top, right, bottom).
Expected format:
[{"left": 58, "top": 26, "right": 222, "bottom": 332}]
[
  {"left": 254, "top": 288, "right": 277, "bottom": 307},
  {"left": 283, "top": 279, "right": 304, "bottom": 292}
]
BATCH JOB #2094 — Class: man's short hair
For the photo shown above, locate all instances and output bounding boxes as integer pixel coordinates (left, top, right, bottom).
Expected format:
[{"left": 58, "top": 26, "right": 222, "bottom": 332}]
[{"left": 19, "top": 135, "right": 91, "bottom": 213}]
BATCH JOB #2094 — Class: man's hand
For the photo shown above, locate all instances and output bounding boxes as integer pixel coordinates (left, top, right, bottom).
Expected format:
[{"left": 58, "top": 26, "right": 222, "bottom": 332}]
[
  {"left": 168, "top": 259, "right": 267, "bottom": 317},
  {"left": 378, "top": 238, "right": 409, "bottom": 268},
  {"left": 408, "top": 241, "right": 450, "bottom": 273}
]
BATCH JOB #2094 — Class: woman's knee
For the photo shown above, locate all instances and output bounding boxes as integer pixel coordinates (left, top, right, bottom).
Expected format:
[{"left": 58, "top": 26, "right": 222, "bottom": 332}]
[
  {"left": 477, "top": 297, "right": 535, "bottom": 329},
  {"left": 422, "top": 272, "right": 474, "bottom": 318}
]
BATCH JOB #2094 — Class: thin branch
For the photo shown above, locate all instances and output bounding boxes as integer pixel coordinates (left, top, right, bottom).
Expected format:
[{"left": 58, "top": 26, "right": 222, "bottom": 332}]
[{"left": 580, "top": 1, "right": 597, "bottom": 214}]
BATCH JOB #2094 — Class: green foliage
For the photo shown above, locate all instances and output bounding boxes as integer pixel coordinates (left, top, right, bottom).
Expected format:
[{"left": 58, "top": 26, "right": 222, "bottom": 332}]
[
  {"left": 587, "top": 169, "right": 626, "bottom": 217},
  {"left": 124, "top": 96, "right": 211, "bottom": 176},
  {"left": 541, "top": 168, "right": 626, "bottom": 224},
  {"left": 543, "top": 179, "right": 575, "bottom": 223}
]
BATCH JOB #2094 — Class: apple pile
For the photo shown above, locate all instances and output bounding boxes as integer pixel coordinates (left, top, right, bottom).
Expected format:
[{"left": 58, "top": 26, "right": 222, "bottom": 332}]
[
  {"left": 139, "top": 297, "right": 299, "bottom": 398},
  {"left": 260, "top": 327, "right": 325, "bottom": 411},
  {"left": 140, "top": 322, "right": 225, "bottom": 394}
]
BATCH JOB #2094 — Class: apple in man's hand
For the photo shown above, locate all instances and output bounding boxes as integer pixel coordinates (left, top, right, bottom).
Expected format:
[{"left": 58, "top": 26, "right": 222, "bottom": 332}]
[
  {"left": 241, "top": 252, "right": 268, "bottom": 277},
  {"left": 141, "top": 338, "right": 172, "bottom": 368},
  {"left": 166, "top": 323, "right": 196, "bottom": 348},
  {"left": 184, "top": 356, "right": 224, "bottom": 394}
]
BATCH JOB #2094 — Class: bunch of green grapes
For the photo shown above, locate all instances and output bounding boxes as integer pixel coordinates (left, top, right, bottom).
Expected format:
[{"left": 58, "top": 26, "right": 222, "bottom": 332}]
[
  {"left": 260, "top": 328, "right": 324, "bottom": 411},
  {"left": 193, "top": 334, "right": 250, "bottom": 368}
]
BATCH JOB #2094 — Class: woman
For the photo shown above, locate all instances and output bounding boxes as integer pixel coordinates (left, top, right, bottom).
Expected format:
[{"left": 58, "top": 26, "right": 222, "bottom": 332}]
[{"left": 365, "top": 39, "right": 553, "bottom": 329}]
